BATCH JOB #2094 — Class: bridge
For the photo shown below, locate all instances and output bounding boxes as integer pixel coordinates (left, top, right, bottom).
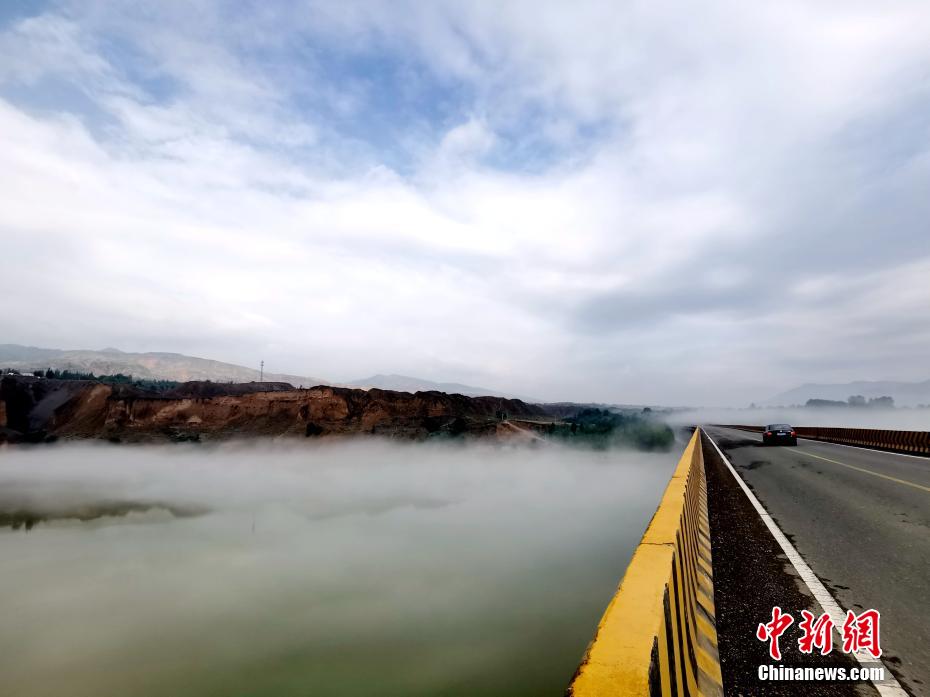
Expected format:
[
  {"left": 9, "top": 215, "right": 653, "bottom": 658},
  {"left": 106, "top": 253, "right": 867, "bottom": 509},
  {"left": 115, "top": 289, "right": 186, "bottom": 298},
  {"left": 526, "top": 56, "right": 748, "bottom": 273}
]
[{"left": 567, "top": 426, "right": 929, "bottom": 696}]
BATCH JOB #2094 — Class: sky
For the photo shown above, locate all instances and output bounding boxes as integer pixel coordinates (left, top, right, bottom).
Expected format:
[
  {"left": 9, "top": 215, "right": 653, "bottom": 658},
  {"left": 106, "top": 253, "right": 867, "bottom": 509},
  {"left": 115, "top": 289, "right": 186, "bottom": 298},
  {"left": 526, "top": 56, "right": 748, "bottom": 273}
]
[{"left": 1, "top": 0, "right": 929, "bottom": 406}]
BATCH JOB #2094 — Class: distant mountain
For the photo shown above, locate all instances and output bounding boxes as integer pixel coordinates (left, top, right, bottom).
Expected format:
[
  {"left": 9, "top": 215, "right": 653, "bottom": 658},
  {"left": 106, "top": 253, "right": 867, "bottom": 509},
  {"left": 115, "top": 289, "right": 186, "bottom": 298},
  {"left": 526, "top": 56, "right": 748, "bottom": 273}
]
[
  {"left": 765, "top": 379, "right": 930, "bottom": 408},
  {"left": 0, "top": 345, "right": 530, "bottom": 401},
  {"left": 347, "top": 374, "right": 526, "bottom": 400},
  {"left": 0, "top": 344, "right": 327, "bottom": 387}
]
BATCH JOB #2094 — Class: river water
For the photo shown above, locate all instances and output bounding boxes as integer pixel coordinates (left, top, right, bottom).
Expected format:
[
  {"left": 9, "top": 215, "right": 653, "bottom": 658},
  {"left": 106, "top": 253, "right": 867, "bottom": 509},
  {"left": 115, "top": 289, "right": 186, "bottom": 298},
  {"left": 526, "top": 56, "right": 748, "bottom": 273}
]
[{"left": 0, "top": 440, "right": 676, "bottom": 696}]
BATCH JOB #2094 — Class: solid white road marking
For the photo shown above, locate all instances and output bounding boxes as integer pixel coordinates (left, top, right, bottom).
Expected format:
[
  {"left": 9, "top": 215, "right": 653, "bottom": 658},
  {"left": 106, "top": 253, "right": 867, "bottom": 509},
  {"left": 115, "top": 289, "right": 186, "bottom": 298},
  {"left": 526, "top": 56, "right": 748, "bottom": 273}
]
[
  {"left": 800, "top": 451, "right": 930, "bottom": 494},
  {"left": 704, "top": 429, "right": 909, "bottom": 697},
  {"left": 796, "top": 435, "right": 930, "bottom": 461}
]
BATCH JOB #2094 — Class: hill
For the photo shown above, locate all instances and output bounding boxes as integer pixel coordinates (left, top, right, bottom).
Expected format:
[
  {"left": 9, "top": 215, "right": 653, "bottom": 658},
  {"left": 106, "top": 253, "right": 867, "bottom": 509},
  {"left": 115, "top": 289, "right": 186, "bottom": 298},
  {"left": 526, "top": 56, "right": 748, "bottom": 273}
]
[
  {"left": 0, "top": 344, "right": 327, "bottom": 388},
  {"left": 346, "top": 374, "right": 518, "bottom": 399},
  {"left": 1, "top": 345, "right": 530, "bottom": 402}
]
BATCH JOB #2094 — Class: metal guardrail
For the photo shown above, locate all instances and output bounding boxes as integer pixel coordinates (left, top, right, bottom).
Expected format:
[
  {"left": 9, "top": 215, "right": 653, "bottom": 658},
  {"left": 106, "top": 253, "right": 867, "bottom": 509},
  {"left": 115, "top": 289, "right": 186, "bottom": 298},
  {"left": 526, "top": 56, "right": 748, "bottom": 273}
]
[
  {"left": 567, "top": 429, "right": 723, "bottom": 696},
  {"left": 721, "top": 425, "right": 930, "bottom": 456}
]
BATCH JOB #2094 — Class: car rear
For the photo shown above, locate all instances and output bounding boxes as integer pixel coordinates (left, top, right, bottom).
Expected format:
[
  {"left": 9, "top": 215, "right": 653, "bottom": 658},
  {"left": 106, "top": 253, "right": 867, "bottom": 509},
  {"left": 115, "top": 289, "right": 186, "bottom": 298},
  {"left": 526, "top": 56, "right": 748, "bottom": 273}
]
[{"left": 762, "top": 424, "right": 797, "bottom": 446}]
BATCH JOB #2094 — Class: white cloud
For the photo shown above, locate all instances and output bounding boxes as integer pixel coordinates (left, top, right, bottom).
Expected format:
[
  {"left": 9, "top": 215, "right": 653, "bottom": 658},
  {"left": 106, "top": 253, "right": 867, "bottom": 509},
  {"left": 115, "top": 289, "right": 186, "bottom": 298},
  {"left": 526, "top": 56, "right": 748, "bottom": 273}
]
[
  {"left": 1, "top": 1, "right": 929, "bottom": 405},
  {"left": 0, "top": 14, "right": 115, "bottom": 87}
]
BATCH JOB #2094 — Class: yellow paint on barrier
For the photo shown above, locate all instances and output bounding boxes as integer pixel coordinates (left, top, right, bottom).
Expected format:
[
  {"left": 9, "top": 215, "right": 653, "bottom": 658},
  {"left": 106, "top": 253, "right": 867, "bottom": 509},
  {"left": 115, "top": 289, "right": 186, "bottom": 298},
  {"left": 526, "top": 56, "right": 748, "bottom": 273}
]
[{"left": 567, "top": 429, "right": 723, "bottom": 697}]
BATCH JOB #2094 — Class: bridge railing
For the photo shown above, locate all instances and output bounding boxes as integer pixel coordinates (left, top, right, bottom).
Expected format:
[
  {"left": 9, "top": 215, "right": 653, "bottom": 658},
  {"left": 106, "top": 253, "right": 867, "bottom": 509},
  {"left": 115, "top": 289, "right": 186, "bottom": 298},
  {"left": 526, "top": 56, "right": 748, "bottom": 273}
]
[
  {"left": 721, "top": 424, "right": 930, "bottom": 456},
  {"left": 567, "top": 429, "right": 722, "bottom": 697}
]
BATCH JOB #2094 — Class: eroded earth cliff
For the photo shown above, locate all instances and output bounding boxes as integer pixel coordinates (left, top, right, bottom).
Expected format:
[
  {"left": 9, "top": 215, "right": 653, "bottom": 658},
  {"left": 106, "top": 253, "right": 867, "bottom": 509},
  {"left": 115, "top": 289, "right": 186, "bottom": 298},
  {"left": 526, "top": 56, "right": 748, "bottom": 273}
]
[{"left": 0, "top": 375, "right": 550, "bottom": 443}]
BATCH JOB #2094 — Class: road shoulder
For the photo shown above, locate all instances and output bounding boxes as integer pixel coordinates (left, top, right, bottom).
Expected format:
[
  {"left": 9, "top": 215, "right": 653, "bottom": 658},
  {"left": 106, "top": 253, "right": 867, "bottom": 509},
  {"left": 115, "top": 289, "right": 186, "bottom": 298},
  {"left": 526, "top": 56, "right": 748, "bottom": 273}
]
[{"left": 701, "top": 431, "right": 875, "bottom": 696}]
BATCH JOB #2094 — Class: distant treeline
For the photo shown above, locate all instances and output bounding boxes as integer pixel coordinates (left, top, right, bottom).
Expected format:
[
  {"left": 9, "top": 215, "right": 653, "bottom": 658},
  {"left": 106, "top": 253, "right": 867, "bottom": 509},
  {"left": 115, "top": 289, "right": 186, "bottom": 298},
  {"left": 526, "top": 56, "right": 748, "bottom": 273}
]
[
  {"left": 1, "top": 367, "right": 180, "bottom": 393},
  {"left": 806, "top": 395, "right": 895, "bottom": 408},
  {"left": 548, "top": 407, "right": 675, "bottom": 451}
]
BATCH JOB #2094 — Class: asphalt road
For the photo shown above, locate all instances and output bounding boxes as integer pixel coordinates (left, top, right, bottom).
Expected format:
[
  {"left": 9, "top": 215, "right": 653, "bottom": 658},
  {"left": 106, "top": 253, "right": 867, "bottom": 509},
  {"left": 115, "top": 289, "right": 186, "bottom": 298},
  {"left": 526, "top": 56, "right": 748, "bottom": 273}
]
[
  {"left": 705, "top": 426, "right": 930, "bottom": 697},
  {"left": 701, "top": 432, "right": 870, "bottom": 696}
]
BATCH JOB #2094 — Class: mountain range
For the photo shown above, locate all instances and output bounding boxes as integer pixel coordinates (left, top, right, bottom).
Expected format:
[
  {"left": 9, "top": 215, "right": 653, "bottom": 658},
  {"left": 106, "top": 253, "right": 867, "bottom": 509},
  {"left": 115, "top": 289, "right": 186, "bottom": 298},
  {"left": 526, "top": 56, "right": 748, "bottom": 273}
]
[
  {"left": 13, "top": 344, "right": 924, "bottom": 408},
  {"left": 0, "top": 345, "right": 517, "bottom": 399},
  {"left": 0, "top": 344, "right": 326, "bottom": 387}
]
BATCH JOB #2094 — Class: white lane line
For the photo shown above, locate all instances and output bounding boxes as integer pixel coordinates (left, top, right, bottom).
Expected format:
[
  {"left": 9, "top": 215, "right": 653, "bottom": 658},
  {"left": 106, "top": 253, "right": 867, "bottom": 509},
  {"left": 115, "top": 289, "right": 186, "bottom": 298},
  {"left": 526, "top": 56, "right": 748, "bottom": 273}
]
[
  {"left": 704, "top": 430, "right": 908, "bottom": 697},
  {"left": 797, "top": 436, "right": 929, "bottom": 461},
  {"left": 800, "top": 451, "right": 930, "bottom": 494}
]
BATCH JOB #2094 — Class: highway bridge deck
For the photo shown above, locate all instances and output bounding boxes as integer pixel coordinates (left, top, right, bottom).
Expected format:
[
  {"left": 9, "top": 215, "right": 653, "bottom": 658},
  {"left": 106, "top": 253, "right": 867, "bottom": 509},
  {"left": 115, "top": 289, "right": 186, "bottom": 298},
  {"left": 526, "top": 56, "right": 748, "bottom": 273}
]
[{"left": 704, "top": 426, "right": 928, "bottom": 696}]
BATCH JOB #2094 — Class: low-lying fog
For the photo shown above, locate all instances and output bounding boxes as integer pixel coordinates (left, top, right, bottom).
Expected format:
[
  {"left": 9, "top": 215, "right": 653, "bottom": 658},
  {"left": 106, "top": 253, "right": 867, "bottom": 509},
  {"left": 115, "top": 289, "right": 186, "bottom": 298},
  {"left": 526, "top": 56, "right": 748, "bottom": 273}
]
[
  {"left": 667, "top": 407, "right": 930, "bottom": 431},
  {"left": 0, "top": 440, "right": 678, "bottom": 697}
]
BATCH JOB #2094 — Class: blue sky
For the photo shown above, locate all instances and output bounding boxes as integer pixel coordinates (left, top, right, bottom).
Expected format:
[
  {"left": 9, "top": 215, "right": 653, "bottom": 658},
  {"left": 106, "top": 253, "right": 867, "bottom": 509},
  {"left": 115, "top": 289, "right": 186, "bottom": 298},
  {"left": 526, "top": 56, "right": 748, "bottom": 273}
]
[{"left": 2, "top": 1, "right": 930, "bottom": 405}]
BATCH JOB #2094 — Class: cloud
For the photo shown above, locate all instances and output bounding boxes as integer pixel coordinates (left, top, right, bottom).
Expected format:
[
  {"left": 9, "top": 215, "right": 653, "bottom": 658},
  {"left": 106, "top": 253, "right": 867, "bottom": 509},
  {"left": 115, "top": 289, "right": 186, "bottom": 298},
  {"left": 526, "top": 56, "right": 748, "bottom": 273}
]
[
  {"left": 0, "top": 14, "right": 115, "bottom": 87},
  {"left": 1, "top": 0, "right": 929, "bottom": 405}
]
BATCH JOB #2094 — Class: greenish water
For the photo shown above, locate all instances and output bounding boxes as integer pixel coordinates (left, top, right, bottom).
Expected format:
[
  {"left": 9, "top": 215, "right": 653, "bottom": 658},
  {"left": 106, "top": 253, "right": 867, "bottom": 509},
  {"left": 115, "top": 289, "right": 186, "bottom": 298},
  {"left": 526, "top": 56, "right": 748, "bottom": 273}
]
[{"left": 0, "top": 440, "right": 676, "bottom": 696}]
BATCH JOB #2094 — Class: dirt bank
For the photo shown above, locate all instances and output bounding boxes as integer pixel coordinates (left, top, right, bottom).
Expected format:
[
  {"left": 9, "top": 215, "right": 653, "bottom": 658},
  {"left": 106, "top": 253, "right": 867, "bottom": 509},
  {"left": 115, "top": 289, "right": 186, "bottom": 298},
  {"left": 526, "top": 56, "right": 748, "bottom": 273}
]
[{"left": 0, "top": 375, "right": 551, "bottom": 443}]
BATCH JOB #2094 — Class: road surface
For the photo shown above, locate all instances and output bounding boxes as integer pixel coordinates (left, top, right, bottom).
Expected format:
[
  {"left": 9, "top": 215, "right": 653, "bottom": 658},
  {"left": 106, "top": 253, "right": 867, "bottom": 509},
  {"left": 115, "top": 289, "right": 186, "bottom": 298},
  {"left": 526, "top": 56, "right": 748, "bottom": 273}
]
[{"left": 704, "top": 426, "right": 930, "bottom": 696}]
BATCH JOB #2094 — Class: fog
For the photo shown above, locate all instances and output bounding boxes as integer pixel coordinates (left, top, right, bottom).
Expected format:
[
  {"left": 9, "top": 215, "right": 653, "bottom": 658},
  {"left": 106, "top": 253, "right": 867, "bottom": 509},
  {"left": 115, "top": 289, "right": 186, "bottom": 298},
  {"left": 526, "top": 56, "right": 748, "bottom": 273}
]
[
  {"left": 665, "top": 407, "right": 930, "bottom": 432},
  {"left": 0, "top": 440, "right": 677, "bottom": 697}
]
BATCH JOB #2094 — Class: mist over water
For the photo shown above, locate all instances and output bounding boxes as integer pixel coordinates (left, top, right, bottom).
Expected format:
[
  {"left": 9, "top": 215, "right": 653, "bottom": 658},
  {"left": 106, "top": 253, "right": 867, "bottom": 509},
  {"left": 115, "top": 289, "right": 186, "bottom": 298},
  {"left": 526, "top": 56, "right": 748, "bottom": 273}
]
[
  {"left": 667, "top": 407, "right": 930, "bottom": 431},
  {"left": 0, "top": 440, "right": 677, "bottom": 697}
]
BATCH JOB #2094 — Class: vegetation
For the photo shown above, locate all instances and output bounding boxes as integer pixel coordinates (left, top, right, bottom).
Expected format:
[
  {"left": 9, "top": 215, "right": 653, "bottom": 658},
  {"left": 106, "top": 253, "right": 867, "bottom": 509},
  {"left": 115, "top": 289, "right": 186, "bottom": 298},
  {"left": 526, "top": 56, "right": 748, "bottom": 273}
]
[
  {"left": 16, "top": 368, "right": 180, "bottom": 393},
  {"left": 548, "top": 408, "right": 675, "bottom": 451},
  {"left": 806, "top": 395, "right": 895, "bottom": 408}
]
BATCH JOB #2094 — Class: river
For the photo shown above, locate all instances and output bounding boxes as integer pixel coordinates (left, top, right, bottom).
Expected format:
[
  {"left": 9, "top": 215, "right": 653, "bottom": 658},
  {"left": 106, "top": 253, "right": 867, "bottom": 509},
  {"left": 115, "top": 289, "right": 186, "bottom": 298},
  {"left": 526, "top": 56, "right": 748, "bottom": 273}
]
[{"left": 0, "top": 439, "right": 676, "bottom": 696}]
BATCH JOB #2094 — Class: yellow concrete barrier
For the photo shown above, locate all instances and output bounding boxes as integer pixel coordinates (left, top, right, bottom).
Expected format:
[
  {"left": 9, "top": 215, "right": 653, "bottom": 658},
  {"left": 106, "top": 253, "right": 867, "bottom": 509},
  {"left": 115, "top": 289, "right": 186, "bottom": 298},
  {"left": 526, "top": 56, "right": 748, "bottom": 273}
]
[{"left": 567, "top": 429, "right": 722, "bottom": 697}]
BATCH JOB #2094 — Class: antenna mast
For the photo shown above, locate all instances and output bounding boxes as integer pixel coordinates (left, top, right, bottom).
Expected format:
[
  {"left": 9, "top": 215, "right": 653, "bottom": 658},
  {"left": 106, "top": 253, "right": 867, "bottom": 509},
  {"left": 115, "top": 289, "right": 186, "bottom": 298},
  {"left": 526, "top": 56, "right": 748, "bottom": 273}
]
[{"left": 260, "top": 360, "right": 264, "bottom": 382}]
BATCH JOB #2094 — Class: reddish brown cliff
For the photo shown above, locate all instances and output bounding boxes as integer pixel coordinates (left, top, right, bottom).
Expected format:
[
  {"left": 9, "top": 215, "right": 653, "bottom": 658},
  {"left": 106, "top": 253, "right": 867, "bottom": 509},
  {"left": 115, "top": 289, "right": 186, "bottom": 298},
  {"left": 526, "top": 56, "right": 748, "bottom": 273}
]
[{"left": 0, "top": 376, "right": 551, "bottom": 443}]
